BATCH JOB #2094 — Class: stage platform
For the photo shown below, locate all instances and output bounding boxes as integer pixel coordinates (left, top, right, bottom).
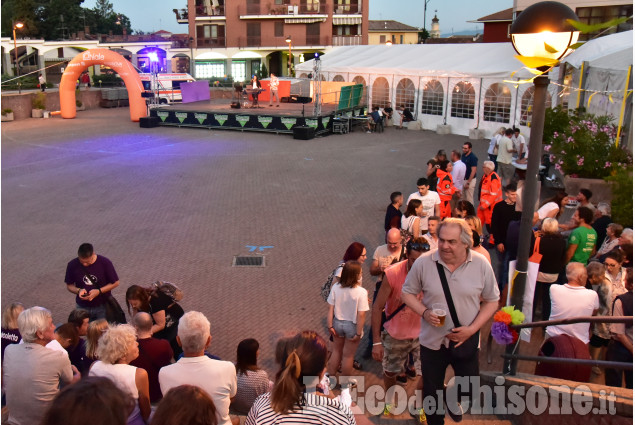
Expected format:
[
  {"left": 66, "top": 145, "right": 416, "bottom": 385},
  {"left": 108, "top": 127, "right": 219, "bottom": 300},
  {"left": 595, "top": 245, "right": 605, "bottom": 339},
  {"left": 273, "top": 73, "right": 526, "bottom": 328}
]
[{"left": 148, "top": 98, "right": 367, "bottom": 136}]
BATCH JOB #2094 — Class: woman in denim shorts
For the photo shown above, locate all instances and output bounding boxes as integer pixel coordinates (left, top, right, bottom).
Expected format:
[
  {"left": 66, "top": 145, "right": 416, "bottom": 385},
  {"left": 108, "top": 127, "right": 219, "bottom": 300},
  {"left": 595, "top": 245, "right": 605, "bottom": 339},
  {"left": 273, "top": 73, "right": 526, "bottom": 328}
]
[{"left": 327, "top": 261, "right": 369, "bottom": 387}]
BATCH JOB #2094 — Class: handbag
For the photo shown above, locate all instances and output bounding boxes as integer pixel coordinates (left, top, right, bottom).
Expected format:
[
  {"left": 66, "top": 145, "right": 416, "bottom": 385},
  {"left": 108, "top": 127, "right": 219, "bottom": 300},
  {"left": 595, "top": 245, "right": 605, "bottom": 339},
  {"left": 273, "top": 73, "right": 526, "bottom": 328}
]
[
  {"left": 104, "top": 296, "right": 127, "bottom": 325},
  {"left": 529, "top": 236, "right": 542, "bottom": 264},
  {"left": 320, "top": 263, "right": 343, "bottom": 302},
  {"left": 435, "top": 262, "right": 480, "bottom": 359},
  {"left": 82, "top": 267, "right": 127, "bottom": 324}
]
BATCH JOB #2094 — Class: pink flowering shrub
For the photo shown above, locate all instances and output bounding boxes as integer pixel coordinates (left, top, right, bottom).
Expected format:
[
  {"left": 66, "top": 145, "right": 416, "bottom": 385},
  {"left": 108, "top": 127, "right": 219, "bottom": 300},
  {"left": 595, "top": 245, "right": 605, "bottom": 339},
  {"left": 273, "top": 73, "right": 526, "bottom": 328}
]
[{"left": 543, "top": 107, "right": 631, "bottom": 179}]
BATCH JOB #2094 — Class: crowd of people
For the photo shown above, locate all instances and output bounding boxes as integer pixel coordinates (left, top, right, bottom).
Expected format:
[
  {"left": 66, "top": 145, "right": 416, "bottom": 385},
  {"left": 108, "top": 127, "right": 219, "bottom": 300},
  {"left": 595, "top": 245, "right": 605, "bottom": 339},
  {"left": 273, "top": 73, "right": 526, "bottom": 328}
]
[{"left": 1, "top": 132, "right": 632, "bottom": 425}]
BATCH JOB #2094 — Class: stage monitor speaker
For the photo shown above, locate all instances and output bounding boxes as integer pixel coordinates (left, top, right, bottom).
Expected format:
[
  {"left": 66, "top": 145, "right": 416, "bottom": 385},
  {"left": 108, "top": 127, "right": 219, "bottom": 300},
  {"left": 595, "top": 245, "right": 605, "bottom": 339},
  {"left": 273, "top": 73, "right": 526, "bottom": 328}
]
[
  {"left": 230, "top": 102, "right": 241, "bottom": 109},
  {"left": 139, "top": 116, "right": 160, "bottom": 128},
  {"left": 293, "top": 126, "right": 315, "bottom": 140}
]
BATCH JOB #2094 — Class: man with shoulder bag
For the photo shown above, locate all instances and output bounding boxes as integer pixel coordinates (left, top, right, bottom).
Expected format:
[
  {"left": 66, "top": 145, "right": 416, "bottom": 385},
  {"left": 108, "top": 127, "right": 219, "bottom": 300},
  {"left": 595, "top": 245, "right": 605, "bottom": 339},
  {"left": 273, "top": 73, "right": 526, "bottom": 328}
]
[{"left": 402, "top": 218, "right": 499, "bottom": 425}]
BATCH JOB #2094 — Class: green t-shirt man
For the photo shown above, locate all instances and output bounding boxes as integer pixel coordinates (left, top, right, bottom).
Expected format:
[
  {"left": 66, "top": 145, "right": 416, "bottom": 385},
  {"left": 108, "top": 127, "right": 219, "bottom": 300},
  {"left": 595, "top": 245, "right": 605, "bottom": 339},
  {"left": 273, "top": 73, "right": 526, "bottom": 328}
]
[{"left": 568, "top": 226, "right": 597, "bottom": 263}]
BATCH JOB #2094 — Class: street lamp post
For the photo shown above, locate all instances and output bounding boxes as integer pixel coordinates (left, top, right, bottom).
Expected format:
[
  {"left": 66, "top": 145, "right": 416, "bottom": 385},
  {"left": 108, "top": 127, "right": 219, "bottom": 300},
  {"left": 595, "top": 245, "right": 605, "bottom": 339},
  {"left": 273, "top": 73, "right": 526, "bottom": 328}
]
[
  {"left": 189, "top": 37, "right": 195, "bottom": 78},
  {"left": 285, "top": 36, "right": 292, "bottom": 77},
  {"left": 505, "top": 1, "right": 579, "bottom": 375},
  {"left": 13, "top": 22, "right": 24, "bottom": 94}
]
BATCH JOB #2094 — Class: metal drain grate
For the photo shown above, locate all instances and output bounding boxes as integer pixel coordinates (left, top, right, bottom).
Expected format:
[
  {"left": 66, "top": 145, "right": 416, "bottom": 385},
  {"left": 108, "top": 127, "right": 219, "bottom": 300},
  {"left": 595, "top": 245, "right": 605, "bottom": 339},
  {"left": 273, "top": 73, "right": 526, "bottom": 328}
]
[{"left": 232, "top": 256, "right": 265, "bottom": 267}]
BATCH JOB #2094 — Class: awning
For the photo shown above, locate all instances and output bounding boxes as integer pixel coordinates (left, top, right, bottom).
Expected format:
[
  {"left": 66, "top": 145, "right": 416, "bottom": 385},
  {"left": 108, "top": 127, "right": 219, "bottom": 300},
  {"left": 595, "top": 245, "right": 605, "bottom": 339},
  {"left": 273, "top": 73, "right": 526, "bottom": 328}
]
[
  {"left": 333, "top": 16, "right": 362, "bottom": 25},
  {"left": 285, "top": 17, "right": 326, "bottom": 24}
]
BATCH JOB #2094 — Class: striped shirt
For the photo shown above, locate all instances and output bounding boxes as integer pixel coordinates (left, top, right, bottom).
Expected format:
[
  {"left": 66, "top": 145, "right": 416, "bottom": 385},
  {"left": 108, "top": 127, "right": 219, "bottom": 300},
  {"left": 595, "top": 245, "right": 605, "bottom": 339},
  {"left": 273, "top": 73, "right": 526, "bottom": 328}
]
[{"left": 246, "top": 392, "right": 356, "bottom": 425}]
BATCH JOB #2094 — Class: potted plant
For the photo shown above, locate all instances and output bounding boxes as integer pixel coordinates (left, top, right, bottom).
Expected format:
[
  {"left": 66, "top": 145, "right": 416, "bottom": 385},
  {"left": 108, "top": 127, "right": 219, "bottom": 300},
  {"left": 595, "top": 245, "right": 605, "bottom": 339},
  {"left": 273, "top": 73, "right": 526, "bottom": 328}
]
[
  {"left": 543, "top": 106, "right": 632, "bottom": 203},
  {"left": 32, "top": 92, "right": 46, "bottom": 118},
  {"left": 1, "top": 108, "right": 14, "bottom": 122}
]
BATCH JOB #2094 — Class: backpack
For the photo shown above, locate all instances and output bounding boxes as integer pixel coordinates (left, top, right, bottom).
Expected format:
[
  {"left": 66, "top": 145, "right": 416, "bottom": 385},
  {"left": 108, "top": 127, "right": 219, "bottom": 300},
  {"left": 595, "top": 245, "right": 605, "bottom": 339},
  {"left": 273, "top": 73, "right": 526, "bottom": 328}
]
[
  {"left": 320, "top": 264, "right": 343, "bottom": 302},
  {"left": 152, "top": 281, "right": 184, "bottom": 302}
]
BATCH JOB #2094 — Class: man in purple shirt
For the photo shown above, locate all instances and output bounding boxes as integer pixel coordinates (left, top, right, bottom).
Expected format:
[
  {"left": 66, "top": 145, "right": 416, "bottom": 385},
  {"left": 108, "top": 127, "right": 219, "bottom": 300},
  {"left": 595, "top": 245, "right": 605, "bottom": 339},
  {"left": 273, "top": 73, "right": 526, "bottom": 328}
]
[{"left": 64, "top": 243, "right": 120, "bottom": 320}]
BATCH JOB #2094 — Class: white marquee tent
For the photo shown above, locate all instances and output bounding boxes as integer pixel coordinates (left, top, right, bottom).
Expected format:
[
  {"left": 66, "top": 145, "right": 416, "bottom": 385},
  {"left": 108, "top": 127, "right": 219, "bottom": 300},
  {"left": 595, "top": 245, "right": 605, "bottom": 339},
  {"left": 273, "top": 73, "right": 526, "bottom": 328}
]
[
  {"left": 561, "top": 30, "right": 632, "bottom": 132},
  {"left": 296, "top": 42, "right": 554, "bottom": 136},
  {"left": 297, "top": 32, "right": 632, "bottom": 141}
]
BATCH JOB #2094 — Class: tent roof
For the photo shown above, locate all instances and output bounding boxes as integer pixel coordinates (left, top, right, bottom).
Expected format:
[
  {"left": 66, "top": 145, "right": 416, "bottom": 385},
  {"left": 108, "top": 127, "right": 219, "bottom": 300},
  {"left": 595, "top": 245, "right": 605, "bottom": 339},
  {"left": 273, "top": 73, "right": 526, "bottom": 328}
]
[
  {"left": 296, "top": 42, "right": 533, "bottom": 79},
  {"left": 561, "top": 30, "right": 633, "bottom": 70}
]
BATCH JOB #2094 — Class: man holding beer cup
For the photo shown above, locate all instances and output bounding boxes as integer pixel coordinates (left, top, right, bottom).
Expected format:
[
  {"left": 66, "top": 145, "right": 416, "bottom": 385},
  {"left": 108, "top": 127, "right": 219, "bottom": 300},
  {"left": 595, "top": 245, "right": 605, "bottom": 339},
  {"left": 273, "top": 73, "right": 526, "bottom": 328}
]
[{"left": 401, "top": 218, "right": 499, "bottom": 425}]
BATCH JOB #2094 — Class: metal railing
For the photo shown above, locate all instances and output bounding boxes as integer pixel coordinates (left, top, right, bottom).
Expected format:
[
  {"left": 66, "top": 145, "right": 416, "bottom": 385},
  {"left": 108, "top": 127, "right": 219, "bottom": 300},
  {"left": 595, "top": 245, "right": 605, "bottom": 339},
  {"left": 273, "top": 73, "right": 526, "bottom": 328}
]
[
  {"left": 332, "top": 35, "right": 362, "bottom": 46},
  {"left": 333, "top": 4, "right": 362, "bottom": 14},
  {"left": 196, "top": 4, "right": 225, "bottom": 16},
  {"left": 197, "top": 37, "right": 226, "bottom": 48},
  {"left": 486, "top": 316, "right": 633, "bottom": 375}
]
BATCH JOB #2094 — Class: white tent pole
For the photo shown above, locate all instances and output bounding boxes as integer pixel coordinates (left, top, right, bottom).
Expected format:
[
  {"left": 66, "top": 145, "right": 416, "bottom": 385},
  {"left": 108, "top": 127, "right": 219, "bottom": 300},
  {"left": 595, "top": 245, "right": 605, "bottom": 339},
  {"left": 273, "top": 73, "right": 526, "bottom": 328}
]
[
  {"left": 512, "top": 79, "right": 520, "bottom": 128},
  {"left": 443, "top": 77, "right": 450, "bottom": 125},
  {"left": 476, "top": 77, "right": 483, "bottom": 129}
]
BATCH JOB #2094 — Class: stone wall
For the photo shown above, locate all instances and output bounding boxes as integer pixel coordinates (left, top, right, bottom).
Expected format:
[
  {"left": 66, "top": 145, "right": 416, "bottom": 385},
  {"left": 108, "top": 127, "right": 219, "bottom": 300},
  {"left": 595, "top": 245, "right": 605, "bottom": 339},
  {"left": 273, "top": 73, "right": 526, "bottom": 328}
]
[
  {"left": 479, "top": 372, "right": 632, "bottom": 425},
  {"left": 1, "top": 90, "right": 103, "bottom": 120}
]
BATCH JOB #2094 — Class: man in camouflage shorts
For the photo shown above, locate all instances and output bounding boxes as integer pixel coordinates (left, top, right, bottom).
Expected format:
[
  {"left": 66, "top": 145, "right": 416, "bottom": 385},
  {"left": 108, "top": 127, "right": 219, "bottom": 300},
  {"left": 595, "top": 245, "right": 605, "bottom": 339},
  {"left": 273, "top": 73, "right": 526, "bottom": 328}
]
[{"left": 371, "top": 237, "right": 430, "bottom": 411}]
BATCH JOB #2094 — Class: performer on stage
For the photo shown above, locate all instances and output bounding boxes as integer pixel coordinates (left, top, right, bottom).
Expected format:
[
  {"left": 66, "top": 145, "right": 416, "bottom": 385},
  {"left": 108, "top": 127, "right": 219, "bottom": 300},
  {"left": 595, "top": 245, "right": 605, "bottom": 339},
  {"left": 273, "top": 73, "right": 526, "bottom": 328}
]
[
  {"left": 250, "top": 75, "right": 262, "bottom": 107},
  {"left": 269, "top": 73, "right": 280, "bottom": 107}
]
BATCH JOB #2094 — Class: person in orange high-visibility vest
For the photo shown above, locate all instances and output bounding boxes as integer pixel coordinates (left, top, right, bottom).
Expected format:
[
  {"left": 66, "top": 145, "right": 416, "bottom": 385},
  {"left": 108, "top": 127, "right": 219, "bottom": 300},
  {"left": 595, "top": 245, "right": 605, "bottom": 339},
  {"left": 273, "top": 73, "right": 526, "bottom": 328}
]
[
  {"left": 436, "top": 160, "right": 457, "bottom": 219},
  {"left": 478, "top": 160, "right": 502, "bottom": 233}
]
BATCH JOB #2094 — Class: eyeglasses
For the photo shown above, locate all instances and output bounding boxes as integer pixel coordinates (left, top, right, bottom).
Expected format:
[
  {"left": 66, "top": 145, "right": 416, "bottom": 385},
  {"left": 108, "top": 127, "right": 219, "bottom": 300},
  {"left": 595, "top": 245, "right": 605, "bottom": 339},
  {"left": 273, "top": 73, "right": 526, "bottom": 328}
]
[{"left": 407, "top": 242, "right": 431, "bottom": 252}]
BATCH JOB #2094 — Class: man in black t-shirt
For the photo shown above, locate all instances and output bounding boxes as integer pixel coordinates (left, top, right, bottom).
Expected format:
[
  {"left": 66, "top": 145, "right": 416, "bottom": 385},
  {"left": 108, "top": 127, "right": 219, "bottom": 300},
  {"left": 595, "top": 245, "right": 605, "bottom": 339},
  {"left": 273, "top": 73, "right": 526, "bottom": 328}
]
[{"left": 384, "top": 192, "right": 403, "bottom": 232}]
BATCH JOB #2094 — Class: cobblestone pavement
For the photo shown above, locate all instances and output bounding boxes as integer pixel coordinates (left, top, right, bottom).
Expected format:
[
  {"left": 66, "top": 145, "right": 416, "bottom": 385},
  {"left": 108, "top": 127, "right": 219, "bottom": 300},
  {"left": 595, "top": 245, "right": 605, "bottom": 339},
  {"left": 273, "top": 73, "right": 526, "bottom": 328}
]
[{"left": 1, "top": 108, "right": 520, "bottom": 423}]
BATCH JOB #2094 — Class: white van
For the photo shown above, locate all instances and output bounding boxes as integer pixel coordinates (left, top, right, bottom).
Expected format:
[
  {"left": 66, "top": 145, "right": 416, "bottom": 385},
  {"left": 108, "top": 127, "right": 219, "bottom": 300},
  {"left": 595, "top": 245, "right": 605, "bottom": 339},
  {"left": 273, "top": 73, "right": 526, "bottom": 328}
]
[{"left": 139, "top": 73, "right": 196, "bottom": 104}]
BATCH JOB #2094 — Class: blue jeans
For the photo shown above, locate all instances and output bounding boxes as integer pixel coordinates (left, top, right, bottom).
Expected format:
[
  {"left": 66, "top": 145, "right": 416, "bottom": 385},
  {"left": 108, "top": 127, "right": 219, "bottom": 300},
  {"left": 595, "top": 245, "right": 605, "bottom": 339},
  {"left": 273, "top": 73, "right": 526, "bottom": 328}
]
[{"left": 77, "top": 303, "right": 106, "bottom": 321}]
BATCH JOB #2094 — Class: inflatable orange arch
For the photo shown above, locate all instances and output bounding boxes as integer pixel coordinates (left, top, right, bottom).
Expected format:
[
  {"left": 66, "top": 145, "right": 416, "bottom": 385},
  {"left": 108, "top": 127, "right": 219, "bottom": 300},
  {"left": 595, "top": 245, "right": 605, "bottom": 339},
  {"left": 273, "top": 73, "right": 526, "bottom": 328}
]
[{"left": 60, "top": 49, "right": 146, "bottom": 122}]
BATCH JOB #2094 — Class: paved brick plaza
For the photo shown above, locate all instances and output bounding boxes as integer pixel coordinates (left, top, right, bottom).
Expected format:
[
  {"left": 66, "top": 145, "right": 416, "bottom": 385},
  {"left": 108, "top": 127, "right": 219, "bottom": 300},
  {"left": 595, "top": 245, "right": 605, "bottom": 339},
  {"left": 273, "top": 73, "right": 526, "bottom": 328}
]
[{"left": 2, "top": 108, "right": 517, "bottom": 423}]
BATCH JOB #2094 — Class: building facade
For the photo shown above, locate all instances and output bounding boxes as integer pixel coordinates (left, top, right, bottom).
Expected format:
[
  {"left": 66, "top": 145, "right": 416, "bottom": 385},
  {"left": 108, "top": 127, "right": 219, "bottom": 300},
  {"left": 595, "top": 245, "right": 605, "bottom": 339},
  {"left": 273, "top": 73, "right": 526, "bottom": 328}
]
[
  {"left": 174, "top": 0, "right": 369, "bottom": 79},
  {"left": 368, "top": 20, "right": 419, "bottom": 45},
  {"left": 474, "top": 1, "right": 633, "bottom": 43}
]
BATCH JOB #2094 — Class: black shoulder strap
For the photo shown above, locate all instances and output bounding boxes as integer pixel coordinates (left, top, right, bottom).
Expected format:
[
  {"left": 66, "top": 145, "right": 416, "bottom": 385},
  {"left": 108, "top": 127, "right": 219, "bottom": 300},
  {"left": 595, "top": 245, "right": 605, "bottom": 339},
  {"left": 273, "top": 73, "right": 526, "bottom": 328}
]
[
  {"left": 384, "top": 303, "right": 406, "bottom": 324},
  {"left": 435, "top": 261, "right": 462, "bottom": 327}
]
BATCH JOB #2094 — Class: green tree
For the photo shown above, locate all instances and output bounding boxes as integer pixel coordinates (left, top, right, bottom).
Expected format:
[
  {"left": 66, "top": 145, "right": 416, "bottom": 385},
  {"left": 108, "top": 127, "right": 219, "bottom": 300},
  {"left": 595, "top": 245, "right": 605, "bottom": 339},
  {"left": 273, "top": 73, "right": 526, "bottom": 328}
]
[
  {"left": 1, "top": 0, "right": 40, "bottom": 38},
  {"left": 418, "top": 28, "right": 430, "bottom": 43},
  {"left": 37, "top": 0, "right": 86, "bottom": 40}
]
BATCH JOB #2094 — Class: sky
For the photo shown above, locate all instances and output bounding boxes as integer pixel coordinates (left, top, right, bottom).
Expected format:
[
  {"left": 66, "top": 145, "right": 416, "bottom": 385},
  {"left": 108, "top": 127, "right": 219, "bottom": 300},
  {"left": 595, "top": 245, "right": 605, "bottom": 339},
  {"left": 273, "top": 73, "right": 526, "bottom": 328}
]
[{"left": 81, "top": 0, "right": 512, "bottom": 36}]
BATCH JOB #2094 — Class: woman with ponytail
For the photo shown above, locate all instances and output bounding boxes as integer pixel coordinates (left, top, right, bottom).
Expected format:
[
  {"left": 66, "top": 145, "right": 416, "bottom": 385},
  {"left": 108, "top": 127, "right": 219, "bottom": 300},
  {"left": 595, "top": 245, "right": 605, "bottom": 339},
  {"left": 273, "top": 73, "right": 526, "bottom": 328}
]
[{"left": 245, "top": 331, "right": 357, "bottom": 424}]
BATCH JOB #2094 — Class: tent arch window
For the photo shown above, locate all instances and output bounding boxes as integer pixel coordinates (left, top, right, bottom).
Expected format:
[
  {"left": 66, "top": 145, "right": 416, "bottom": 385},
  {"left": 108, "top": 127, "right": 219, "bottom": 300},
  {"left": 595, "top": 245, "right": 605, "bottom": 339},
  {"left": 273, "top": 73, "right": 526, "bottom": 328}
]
[
  {"left": 333, "top": 74, "right": 345, "bottom": 82},
  {"left": 483, "top": 83, "right": 512, "bottom": 123},
  {"left": 372, "top": 77, "right": 391, "bottom": 108},
  {"left": 520, "top": 86, "right": 553, "bottom": 127},
  {"left": 421, "top": 79, "right": 444, "bottom": 116},
  {"left": 353, "top": 76, "right": 366, "bottom": 86},
  {"left": 299, "top": 73, "right": 308, "bottom": 78},
  {"left": 451, "top": 81, "right": 475, "bottom": 120},
  {"left": 396, "top": 78, "right": 416, "bottom": 113}
]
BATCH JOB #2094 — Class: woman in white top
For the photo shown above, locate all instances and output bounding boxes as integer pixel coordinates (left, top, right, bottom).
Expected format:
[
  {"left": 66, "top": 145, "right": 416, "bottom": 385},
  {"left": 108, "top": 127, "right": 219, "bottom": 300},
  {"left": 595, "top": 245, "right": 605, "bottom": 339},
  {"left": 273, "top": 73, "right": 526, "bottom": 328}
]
[
  {"left": 90, "top": 324, "right": 151, "bottom": 425},
  {"left": 327, "top": 261, "right": 369, "bottom": 386},
  {"left": 401, "top": 199, "right": 422, "bottom": 240}
]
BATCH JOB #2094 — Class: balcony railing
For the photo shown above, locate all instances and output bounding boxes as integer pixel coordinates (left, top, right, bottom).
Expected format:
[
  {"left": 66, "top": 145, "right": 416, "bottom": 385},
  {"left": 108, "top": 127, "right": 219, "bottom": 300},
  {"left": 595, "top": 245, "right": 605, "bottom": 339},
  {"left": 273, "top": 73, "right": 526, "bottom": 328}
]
[
  {"left": 333, "top": 3, "right": 362, "bottom": 14},
  {"left": 239, "top": 3, "right": 329, "bottom": 16},
  {"left": 332, "top": 35, "right": 362, "bottom": 46},
  {"left": 197, "top": 37, "right": 226, "bottom": 48},
  {"left": 237, "top": 35, "right": 329, "bottom": 48},
  {"left": 196, "top": 5, "right": 225, "bottom": 17}
]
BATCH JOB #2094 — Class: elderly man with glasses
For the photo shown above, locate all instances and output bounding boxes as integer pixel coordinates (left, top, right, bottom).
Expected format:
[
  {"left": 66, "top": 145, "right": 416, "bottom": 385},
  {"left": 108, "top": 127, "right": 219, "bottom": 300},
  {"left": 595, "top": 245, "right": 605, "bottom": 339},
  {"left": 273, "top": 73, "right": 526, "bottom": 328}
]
[{"left": 401, "top": 219, "right": 499, "bottom": 424}]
